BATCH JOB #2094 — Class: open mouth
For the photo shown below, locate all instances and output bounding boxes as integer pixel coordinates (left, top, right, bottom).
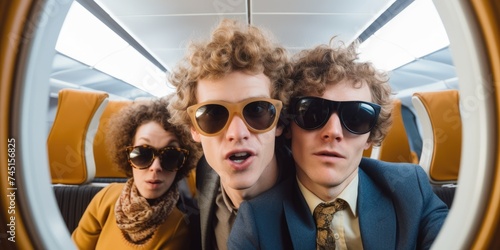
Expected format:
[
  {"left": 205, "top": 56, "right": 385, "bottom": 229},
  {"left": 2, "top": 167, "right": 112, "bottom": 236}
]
[{"left": 229, "top": 152, "right": 251, "bottom": 163}]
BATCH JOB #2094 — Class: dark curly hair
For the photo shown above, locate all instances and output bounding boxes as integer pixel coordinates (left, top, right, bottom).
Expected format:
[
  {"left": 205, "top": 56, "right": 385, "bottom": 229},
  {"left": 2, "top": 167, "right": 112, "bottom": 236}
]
[
  {"left": 290, "top": 39, "right": 393, "bottom": 146},
  {"left": 168, "top": 18, "right": 293, "bottom": 132},
  {"left": 105, "top": 95, "right": 202, "bottom": 183}
]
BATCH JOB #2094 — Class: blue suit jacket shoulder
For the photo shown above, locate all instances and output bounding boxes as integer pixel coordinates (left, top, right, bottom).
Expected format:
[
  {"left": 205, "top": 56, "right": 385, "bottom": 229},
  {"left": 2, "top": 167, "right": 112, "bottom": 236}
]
[
  {"left": 228, "top": 158, "right": 448, "bottom": 250},
  {"left": 358, "top": 158, "right": 448, "bottom": 250}
]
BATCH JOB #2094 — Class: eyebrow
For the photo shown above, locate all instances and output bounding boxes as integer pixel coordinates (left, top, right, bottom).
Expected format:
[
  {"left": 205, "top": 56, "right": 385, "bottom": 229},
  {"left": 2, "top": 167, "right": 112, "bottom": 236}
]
[{"left": 134, "top": 138, "right": 181, "bottom": 147}]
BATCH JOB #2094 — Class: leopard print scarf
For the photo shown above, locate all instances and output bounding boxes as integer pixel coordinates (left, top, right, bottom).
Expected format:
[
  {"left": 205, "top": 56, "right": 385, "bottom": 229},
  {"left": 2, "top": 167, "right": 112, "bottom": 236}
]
[{"left": 115, "top": 178, "right": 179, "bottom": 245}]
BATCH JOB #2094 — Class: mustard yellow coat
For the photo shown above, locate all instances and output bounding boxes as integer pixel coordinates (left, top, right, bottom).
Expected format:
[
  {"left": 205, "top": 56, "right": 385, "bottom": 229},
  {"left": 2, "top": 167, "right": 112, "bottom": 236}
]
[{"left": 72, "top": 183, "right": 190, "bottom": 249}]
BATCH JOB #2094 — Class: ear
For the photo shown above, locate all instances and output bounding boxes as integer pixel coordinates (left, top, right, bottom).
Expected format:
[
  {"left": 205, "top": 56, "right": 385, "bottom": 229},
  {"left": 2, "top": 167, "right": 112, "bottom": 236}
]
[
  {"left": 191, "top": 127, "right": 201, "bottom": 142},
  {"left": 364, "top": 141, "right": 372, "bottom": 150},
  {"left": 275, "top": 125, "right": 284, "bottom": 137}
]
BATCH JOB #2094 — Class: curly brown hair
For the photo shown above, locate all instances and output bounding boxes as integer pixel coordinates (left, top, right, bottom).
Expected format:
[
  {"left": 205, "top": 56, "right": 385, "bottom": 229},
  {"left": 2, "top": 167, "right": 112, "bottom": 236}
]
[
  {"left": 290, "top": 40, "right": 393, "bottom": 146},
  {"left": 105, "top": 95, "right": 202, "bottom": 183},
  {"left": 168, "top": 18, "right": 293, "bottom": 132}
]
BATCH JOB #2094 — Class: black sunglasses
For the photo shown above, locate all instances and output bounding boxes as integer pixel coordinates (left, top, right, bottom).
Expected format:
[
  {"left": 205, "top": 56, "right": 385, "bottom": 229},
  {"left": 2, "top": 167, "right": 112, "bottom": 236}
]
[
  {"left": 289, "top": 96, "right": 381, "bottom": 134},
  {"left": 126, "top": 145, "right": 189, "bottom": 172},
  {"left": 187, "top": 98, "right": 282, "bottom": 136}
]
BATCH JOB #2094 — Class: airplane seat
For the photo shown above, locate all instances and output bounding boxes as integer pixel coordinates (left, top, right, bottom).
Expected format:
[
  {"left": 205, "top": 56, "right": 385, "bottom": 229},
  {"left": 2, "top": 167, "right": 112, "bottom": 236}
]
[
  {"left": 362, "top": 146, "right": 372, "bottom": 158},
  {"left": 47, "top": 88, "right": 109, "bottom": 184},
  {"left": 184, "top": 168, "right": 197, "bottom": 197},
  {"left": 47, "top": 88, "right": 109, "bottom": 232},
  {"left": 93, "top": 99, "right": 131, "bottom": 183},
  {"left": 53, "top": 184, "right": 107, "bottom": 233},
  {"left": 412, "top": 90, "right": 461, "bottom": 208},
  {"left": 370, "top": 99, "right": 419, "bottom": 164}
]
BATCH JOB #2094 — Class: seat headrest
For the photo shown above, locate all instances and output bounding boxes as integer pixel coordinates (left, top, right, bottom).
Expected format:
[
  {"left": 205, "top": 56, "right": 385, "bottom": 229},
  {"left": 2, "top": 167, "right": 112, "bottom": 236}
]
[
  {"left": 47, "top": 89, "right": 108, "bottom": 184},
  {"left": 412, "top": 90, "right": 461, "bottom": 184},
  {"left": 93, "top": 100, "right": 132, "bottom": 178},
  {"left": 371, "top": 99, "right": 418, "bottom": 163}
]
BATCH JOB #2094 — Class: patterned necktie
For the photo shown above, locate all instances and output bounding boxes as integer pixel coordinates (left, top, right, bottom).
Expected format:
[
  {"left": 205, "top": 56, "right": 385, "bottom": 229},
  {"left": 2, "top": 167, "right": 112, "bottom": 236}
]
[{"left": 313, "top": 199, "right": 347, "bottom": 250}]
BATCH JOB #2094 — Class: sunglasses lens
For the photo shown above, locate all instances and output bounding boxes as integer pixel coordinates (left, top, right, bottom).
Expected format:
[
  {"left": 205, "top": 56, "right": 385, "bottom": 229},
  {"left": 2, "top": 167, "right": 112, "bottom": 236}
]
[
  {"left": 128, "top": 146, "right": 153, "bottom": 169},
  {"left": 292, "top": 97, "right": 379, "bottom": 134},
  {"left": 195, "top": 104, "right": 229, "bottom": 134},
  {"left": 160, "top": 149, "right": 187, "bottom": 171},
  {"left": 243, "top": 101, "right": 277, "bottom": 130},
  {"left": 341, "top": 102, "right": 377, "bottom": 134},
  {"left": 294, "top": 98, "right": 329, "bottom": 130}
]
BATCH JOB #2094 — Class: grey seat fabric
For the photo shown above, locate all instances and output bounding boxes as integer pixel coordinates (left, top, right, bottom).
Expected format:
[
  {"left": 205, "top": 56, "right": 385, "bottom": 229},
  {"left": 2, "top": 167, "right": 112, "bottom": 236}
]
[
  {"left": 53, "top": 185, "right": 105, "bottom": 233},
  {"left": 432, "top": 185, "right": 456, "bottom": 209}
]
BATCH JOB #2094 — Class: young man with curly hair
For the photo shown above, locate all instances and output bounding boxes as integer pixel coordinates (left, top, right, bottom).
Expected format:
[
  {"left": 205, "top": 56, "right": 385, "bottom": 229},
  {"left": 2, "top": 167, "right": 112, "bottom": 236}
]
[
  {"left": 168, "top": 19, "right": 294, "bottom": 250},
  {"left": 228, "top": 41, "right": 449, "bottom": 249}
]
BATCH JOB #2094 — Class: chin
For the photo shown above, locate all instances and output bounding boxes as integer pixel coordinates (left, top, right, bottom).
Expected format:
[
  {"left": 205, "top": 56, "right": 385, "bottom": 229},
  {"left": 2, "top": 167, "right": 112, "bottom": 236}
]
[
  {"left": 143, "top": 192, "right": 162, "bottom": 199},
  {"left": 142, "top": 187, "right": 167, "bottom": 199},
  {"left": 229, "top": 177, "right": 258, "bottom": 191},
  {"left": 312, "top": 173, "right": 339, "bottom": 186}
]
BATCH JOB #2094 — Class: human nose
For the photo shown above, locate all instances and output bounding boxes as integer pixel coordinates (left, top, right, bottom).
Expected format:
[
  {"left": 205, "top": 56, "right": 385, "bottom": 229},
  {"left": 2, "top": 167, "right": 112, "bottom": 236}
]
[
  {"left": 149, "top": 156, "right": 163, "bottom": 172},
  {"left": 225, "top": 114, "right": 250, "bottom": 141},
  {"left": 321, "top": 113, "right": 343, "bottom": 141}
]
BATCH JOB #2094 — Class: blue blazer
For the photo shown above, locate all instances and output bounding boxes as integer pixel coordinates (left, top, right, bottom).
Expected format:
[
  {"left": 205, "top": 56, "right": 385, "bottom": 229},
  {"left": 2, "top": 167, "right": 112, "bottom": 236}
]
[{"left": 228, "top": 158, "right": 449, "bottom": 250}]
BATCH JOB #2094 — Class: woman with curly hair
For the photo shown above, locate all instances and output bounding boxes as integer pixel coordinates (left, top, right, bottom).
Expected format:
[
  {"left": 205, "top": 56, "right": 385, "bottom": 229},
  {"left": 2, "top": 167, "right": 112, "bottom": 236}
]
[{"left": 72, "top": 96, "right": 202, "bottom": 249}]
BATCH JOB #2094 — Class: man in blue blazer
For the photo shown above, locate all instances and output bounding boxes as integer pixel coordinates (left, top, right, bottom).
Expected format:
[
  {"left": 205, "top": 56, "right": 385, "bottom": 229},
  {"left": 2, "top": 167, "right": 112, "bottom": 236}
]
[{"left": 228, "top": 42, "right": 448, "bottom": 249}]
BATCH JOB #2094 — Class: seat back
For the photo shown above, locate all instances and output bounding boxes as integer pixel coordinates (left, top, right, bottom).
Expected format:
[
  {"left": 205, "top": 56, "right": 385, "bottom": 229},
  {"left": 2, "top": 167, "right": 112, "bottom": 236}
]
[
  {"left": 53, "top": 184, "right": 106, "bottom": 233},
  {"left": 362, "top": 145, "right": 372, "bottom": 158},
  {"left": 47, "top": 89, "right": 108, "bottom": 184},
  {"left": 93, "top": 100, "right": 131, "bottom": 179},
  {"left": 370, "top": 99, "right": 418, "bottom": 163},
  {"left": 412, "top": 90, "right": 462, "bottom": 184}
]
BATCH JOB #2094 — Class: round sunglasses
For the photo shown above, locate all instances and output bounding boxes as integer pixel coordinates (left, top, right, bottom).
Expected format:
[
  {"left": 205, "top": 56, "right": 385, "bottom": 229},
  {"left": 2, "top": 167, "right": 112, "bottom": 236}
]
[
  {"left": 126, "top": 145, "right": 189, "bottom": 172},
  {"left": 289, "top": 96, "right": 381, "bottom": 134},
  {"left": 187, "top": 97, "right": 282, "bottom": 136}
]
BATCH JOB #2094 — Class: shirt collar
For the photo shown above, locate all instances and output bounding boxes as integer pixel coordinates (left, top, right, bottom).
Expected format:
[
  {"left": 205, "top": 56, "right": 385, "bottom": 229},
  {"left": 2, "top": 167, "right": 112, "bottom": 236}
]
[
  {"left": 220, "top": 185, "right": 238, "bottom": 214},
  {"left": 297, "top": 173, "right": 359, "bottom": 216}
]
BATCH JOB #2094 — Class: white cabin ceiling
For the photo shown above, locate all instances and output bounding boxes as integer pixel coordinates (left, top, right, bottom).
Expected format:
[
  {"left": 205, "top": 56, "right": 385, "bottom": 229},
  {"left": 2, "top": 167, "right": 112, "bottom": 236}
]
[
  {"left": 50, "top": 0, "right": 457, "bottom": 103},
  {"left": 93, "top": 0, "right": 396, "bottom": 71}
]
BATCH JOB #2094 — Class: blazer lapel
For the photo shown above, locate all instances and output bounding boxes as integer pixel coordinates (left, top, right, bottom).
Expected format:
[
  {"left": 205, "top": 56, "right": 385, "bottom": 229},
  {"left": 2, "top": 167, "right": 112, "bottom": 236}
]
[
  {"left": 197, "top": 158, "right": 220, "bottom": 250},
  {"left": 283, "top": 179, "right": 316, "bottom": 250},
  {"left": 358, "top": 168, "right": 397, "bottom": 250}
]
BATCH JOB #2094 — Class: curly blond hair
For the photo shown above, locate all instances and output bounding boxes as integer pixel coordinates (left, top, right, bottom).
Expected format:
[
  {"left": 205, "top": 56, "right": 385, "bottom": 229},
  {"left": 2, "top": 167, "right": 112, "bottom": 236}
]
[
  {"left": 168, "top": 19, "right": 293, "bottom": 132},
  {"left": 290, "top": 40, "right": 393, "bottom": 145},
  {"left": 106, "top": 95, "right": 202, "bottom": 182}
]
